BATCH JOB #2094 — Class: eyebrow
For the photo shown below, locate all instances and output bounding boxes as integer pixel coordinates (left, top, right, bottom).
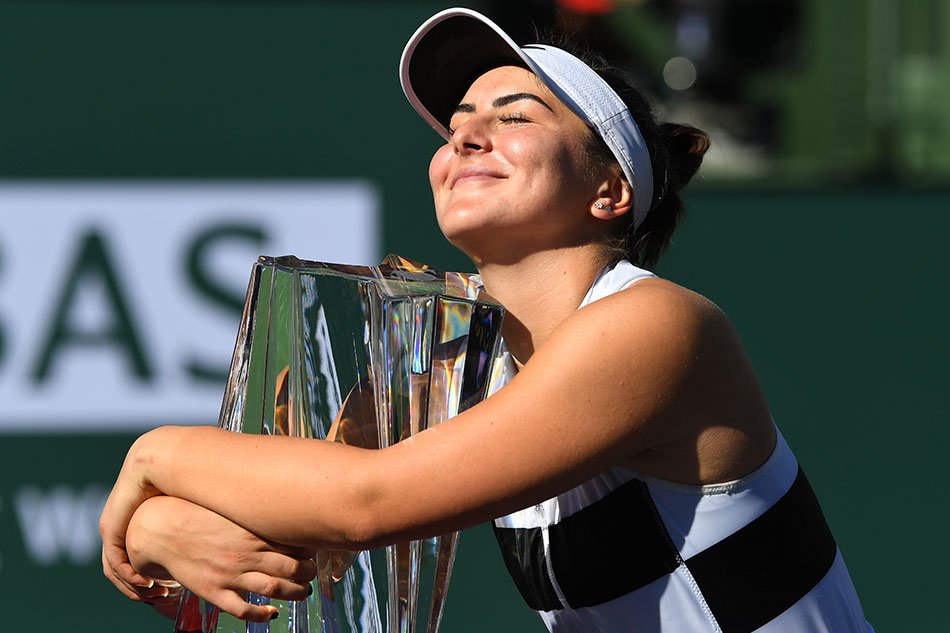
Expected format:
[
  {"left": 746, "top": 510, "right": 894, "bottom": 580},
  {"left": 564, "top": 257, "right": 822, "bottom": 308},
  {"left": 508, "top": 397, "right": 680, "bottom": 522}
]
[{"left": 453, "top": 92, "right": 555, "bottom": 114}]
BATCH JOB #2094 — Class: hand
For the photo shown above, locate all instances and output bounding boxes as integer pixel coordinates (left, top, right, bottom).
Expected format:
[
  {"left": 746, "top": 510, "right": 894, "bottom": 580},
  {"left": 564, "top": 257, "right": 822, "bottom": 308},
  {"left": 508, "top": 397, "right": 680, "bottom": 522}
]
[
  {"left": 100, "top": 429, "right": 167, "bottom": 603},
  {"left": 124, "top": 495, "right": 317, "bottom": 622}
]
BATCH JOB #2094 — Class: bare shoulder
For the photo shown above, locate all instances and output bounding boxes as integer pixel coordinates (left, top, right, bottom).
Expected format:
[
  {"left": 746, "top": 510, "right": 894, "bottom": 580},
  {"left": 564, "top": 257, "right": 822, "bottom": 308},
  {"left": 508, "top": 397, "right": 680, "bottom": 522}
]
[
  {"left": 545, "top": 277, "right": 773, "bottom": 481},
  {"left": 528, "top": 276, "right": 770, "bottom": 469},
  {"left": 601, "top": 277, "right": 724, "bottom": 325},
  {"left": 518, "top": 276, "right": 737, "bottom": 432},
  {"left": 550, "top": 276, "right": 731, "bottom": 365}
]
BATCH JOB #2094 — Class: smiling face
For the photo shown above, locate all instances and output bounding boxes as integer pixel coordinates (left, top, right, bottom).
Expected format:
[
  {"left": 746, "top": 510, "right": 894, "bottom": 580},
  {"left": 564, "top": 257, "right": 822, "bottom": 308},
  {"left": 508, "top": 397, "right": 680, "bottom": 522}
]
[{"left": 428, "top": 65, "right": 614, "bottom": 264}]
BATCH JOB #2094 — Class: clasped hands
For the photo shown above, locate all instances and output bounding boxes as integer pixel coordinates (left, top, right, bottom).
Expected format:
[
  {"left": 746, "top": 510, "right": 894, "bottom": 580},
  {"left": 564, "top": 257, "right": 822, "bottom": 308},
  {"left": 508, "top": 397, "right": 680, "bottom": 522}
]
[{"left": 99, "top": 432, "right": 318, "bottom": 623}]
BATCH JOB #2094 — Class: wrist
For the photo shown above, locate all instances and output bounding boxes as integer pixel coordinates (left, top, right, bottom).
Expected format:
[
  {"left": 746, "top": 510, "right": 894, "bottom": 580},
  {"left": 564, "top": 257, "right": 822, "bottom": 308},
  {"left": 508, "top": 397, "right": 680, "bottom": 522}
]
[{"left": 126, "top": 497, "right": 175, "bottom": 580}]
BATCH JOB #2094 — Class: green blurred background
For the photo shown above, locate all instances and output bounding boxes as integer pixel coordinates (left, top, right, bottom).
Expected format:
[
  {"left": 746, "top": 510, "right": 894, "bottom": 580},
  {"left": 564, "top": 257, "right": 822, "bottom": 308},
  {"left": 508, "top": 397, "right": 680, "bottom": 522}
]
[{"left": 1, "top": 0, "right": 947, "bottom": 630}]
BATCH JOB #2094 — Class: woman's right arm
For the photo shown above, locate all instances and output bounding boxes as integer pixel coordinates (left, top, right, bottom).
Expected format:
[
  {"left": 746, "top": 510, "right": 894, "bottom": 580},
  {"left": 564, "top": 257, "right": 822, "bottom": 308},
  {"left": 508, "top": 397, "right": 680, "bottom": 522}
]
[
  {"left": 102, "top": 279, "right": 766, "bottom": 614},
  {"left": 103, "top": 280, "right": 733, "bottom": 552}
]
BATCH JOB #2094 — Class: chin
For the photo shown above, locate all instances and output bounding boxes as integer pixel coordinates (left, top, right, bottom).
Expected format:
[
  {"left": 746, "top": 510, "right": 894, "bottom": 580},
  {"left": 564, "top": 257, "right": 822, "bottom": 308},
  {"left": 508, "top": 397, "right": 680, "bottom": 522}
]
[
  {"left": 442, "top": 225, "right": 530, "bottom": 268},
  {"left": 436, "top": 219, "right": 490, "bottom": 256},
  {"left": 437, "top": 206, "right": 483, "bottom": 239},
  {"left": 439, "top": 225, "right": 483, "bottom": 254}
]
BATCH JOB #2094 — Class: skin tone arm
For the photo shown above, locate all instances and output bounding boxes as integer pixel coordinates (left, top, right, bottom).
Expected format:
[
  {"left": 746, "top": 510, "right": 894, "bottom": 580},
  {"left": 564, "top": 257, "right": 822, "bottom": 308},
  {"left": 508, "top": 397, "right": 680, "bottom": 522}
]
[
  {"left": 109, "top": 380, "right": 373, "bottom": 622},
  {"left": 101, "top": 278, "right": 773, "bottom": 617}
]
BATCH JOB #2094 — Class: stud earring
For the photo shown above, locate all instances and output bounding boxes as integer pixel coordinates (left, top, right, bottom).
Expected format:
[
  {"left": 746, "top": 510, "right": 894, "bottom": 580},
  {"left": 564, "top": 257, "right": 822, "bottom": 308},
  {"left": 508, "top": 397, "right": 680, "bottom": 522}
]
[{"left": 594, "top": 201, "right": 613, "bottom": 214}]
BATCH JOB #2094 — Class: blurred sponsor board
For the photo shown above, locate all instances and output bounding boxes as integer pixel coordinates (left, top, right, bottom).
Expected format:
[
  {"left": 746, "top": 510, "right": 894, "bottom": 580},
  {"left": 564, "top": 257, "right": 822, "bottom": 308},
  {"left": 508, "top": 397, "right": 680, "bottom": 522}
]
[{"left": 0, "top": 181, "right": 380, "bottom": 432}]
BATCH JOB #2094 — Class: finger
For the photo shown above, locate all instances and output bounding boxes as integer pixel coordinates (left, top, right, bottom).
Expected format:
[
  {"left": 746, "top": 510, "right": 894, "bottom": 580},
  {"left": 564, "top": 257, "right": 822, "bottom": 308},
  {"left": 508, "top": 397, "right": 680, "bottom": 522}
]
[
  {"left": 292, "top": 556, "right": 319, "bottom": 582},
  {"left": 108, "top": 566, "right": 173, "bottom": 603},
  {"left": 103, "top": 549, "right": 145, "bottom": 601},
  {"left": 155, "top": 579, "right": 183, "bottom": 595},
  {"left": 107, "top": 571, "right": 145, "bottom": 602},
  {"left": 256, "top": 552, "right": 318, "bottom": 583},
  {"left": 212, "top": 591, "right": 280, "bottom": 623},
  {"left": 146, "top": 590, "right": 182, "bottom": 606},
  {"left": 237, "top": 571, "right": 313, "bottom": 602},
  {"left": 102, "top": 548, "right": 173, "bottom": 603},
  {"left": 136, "top": 583, "right": 182, "bottom": 602},
  {"left": 102, "top": 538, "right": 153, "bottom": 588},
  {"left": 111, "top": 558, "right": 159, "bottom": 595},
  {"left": 149, "top": 580, "right": 183, "bottom": 604}
]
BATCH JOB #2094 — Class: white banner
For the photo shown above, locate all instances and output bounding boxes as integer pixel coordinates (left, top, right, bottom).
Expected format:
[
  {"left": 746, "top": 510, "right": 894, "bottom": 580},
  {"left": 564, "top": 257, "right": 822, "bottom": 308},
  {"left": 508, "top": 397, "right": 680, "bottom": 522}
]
[{"left": 0, "top": 181, "right": 380, "bottom": 432}]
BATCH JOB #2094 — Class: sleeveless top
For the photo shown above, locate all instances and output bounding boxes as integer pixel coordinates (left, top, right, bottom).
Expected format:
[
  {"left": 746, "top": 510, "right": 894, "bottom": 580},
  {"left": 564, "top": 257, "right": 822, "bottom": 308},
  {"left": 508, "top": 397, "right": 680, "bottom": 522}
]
[{"left": 486, "top": 260, "right": 872, "bottom": 633}]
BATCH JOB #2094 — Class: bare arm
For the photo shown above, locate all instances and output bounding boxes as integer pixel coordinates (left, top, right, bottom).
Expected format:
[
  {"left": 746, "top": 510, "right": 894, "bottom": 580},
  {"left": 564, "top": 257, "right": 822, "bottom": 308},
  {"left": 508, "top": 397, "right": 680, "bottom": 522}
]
[{"left": 102, "top": 280, "right": 770, "bottom": 588}]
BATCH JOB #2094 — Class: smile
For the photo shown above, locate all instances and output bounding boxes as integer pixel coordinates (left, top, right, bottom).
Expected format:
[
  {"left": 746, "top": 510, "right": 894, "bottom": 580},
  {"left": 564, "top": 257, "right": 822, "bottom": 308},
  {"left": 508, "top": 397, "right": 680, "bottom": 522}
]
[{"left": 451, "top": 168, "right": 507, "bottom": 188}]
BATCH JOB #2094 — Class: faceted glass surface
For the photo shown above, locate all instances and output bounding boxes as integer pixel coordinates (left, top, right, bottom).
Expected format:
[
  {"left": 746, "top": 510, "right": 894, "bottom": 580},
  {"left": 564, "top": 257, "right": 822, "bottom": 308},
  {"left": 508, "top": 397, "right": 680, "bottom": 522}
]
[{"left": 174, "top": 254, "right": 505, "bottom": 633}]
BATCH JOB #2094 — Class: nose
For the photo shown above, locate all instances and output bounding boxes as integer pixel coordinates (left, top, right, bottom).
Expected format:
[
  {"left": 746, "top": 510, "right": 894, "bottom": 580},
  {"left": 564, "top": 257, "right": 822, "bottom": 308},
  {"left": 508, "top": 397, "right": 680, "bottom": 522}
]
[{"left": 451, "top": 117, "right": 492, "bottom": 155}]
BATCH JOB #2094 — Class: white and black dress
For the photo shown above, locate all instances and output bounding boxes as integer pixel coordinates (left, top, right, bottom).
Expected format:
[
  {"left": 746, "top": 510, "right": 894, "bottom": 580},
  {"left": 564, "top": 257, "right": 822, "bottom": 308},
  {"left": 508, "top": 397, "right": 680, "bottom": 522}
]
[{"left": 487, "top": 260, "right": 872, "bottom": 633}]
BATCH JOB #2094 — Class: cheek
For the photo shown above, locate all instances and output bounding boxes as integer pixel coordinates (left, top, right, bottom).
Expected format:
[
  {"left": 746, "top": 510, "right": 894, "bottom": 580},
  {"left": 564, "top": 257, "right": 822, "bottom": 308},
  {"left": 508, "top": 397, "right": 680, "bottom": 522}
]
[
  {"left": 504, "top": 135, "right": 575, "bottom": 182},
  {"left": 428, "top": 144, "right": 454, "bottom": 191}
]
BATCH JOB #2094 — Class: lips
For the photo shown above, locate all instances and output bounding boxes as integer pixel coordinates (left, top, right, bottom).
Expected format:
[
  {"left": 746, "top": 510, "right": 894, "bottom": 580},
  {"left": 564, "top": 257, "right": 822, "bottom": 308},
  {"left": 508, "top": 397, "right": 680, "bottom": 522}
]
[{"left": 450, "top": 167, "right": 507, "bottom": 188}]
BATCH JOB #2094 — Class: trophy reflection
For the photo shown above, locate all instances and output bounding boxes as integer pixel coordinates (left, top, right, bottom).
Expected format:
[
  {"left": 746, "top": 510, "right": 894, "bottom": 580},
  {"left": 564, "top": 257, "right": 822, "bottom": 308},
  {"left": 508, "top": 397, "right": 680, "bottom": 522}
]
[{"left": 174, "top": 254, "right": 505, "bottom": 633}]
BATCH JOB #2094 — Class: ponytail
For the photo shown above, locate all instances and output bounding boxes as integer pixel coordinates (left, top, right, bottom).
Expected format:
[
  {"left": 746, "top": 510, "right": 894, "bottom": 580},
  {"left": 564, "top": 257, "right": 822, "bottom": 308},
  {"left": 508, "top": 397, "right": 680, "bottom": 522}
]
[
  {"left": 631, "top": 123, "right": 710, "bottom": 269},
  {"left": 548, "top": 35, "right": 711, "bottom": 269}
]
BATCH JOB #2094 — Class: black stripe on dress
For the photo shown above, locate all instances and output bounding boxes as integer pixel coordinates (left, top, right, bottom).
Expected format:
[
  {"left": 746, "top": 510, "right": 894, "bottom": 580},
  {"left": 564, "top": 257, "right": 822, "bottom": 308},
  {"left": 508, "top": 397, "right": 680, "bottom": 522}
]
[
  {"left": 492, "top": 478, "right": 680, "bottom": 611},
  {"left": 548, "top": 479, "right": 681, "bottom": 607},
  {"left": 686, "top": 467, "right": 838, "bottom": 633},
  {"left": 493, "top": 520, "right": 562, "bottom": 611},
  {"left": 493, "top": 467, "right": 837, "bottom": 625}
]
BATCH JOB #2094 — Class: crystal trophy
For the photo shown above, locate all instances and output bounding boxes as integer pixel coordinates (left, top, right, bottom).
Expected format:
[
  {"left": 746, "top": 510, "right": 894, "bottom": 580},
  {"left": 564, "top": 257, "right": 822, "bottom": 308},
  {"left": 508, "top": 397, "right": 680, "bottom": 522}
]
[{"left": 173, "top": 254, "right": 505, "bottom": 633}]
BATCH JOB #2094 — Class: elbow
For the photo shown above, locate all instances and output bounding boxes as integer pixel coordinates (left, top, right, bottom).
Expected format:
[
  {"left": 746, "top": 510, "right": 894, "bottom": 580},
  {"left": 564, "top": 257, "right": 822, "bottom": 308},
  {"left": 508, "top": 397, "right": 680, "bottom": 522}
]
[
  {"left": 330, "top": 464, "right": 390, "bottom": 551},
  {"left": 126, "top": 425, "right": 182, "bottom": 485},
  {"left": 338, "top": 514, "right": 384, "bottom": 551}
]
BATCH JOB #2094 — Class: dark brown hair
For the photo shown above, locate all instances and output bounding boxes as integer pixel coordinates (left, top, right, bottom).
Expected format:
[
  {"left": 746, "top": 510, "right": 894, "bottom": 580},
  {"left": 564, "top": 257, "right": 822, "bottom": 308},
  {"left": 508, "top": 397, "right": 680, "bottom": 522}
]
[{"left": 536, "top": 32, "right": 710, "bottom": 269}]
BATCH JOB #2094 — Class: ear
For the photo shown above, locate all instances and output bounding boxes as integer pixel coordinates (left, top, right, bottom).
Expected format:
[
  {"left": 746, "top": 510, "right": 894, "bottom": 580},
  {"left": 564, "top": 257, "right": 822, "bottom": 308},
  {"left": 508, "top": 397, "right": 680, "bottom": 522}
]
[{"left": 589, "top": 166, "right": 634, "bottom": 222}]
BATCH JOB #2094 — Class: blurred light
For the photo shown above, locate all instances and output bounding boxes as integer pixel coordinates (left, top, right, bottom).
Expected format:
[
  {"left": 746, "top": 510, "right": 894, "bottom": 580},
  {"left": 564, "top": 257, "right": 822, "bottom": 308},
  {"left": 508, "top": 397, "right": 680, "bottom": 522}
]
[
  {"left": 663, "top": 57, "right": 697, "bottom": 91},
  {"left": 677, "top": 12, "right": 711, "bottom": 59},
  {"left": 556, "top": 0, "right": 615, "bottom": 15}
]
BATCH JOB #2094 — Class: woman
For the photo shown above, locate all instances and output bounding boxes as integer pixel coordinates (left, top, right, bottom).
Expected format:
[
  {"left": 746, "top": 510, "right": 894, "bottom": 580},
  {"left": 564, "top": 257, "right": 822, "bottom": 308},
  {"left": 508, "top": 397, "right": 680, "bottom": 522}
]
[{"left": 101, "top": 8, "right": 871, "bottom": 632}]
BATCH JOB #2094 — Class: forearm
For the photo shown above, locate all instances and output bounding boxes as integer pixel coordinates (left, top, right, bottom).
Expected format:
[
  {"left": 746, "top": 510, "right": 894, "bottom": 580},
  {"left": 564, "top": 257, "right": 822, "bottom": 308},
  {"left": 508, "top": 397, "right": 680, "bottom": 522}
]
[
  {"left": 133, "top": 426, "right": 381, "bottom": 550},
  {"left": 126, "top": 496, "right": 178, "bottom": 581}
]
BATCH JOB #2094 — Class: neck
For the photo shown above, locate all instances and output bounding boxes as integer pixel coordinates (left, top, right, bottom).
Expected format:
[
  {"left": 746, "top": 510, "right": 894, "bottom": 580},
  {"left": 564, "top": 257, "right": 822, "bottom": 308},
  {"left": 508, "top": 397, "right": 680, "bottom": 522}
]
[{"left": 475, "top": 246, "right": 611, "bottom": 364}]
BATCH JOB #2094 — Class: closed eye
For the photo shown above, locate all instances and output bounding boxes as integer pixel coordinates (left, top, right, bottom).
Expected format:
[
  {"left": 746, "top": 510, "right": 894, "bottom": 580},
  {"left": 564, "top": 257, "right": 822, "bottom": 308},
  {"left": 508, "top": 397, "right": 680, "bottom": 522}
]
[
  {"left": 499, "top": 112, "right": 530, "bottom": 124},
  {"left": 449, "top": 92, "right": 553, "bottom": 135}
]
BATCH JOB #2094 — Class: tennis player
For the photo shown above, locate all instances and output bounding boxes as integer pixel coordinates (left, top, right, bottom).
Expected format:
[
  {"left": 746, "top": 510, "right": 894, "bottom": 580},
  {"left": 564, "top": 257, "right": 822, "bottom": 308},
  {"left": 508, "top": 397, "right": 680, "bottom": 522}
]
[{"left": 102, "top": 8, "right": 871, "bottom": 632}]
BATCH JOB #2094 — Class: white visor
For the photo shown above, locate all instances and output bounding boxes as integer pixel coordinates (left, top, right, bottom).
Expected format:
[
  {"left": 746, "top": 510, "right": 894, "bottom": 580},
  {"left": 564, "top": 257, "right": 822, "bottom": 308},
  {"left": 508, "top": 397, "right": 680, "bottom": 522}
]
[{"left": 399, "top": 7, "right": 654, "bottom": 229}]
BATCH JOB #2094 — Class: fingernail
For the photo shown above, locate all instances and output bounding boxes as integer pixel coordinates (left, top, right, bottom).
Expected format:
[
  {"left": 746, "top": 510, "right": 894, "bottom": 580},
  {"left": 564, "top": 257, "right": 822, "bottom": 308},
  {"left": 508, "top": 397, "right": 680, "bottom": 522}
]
[{"left": 269, "top": 611, "right": 280, "bottom": 621}]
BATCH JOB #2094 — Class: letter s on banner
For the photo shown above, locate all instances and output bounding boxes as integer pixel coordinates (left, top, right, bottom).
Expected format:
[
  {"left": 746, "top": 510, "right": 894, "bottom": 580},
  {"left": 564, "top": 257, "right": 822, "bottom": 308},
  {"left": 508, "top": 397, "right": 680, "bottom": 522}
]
[{"left": 184, "top": 222, "right": 268, "bottom": 383}]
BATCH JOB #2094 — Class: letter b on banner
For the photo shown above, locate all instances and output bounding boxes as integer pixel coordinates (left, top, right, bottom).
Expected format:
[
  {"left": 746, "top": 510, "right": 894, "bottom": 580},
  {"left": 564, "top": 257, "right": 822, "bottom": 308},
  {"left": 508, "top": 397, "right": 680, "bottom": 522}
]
[{"left": 32, "top": 228, "right": 152, "bottom": 383}]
